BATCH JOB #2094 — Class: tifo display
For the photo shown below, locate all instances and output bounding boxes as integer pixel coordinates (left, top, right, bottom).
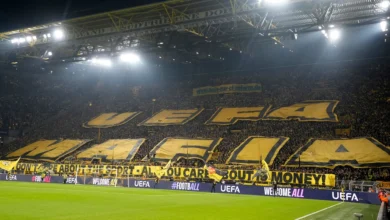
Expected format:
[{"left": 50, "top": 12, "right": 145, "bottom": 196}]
[{"left": 6, "top": 137, "right": 389, "bottom": 168}]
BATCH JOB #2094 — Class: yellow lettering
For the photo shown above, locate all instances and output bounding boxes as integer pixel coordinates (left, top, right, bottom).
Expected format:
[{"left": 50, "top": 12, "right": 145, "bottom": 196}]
[
  {"left": 77, "top": 139, "right": 145, "bottom": 160},
  {"left": 266, "top": 100, "right": 339, "bottom": 122},
  {"left": 285, "top": 137, "right": 390, "bottom": 168},
  {"left": 226, "top": 136, "right": 289, "bottom": 165},
  {"left": 205, "top": 107, "right": 270, "bottom": 125},
  {"left": 139, "top": 109, "right": 203, "bottom": 126},
  {"left": 146, "top": 138, "right": 222, "bottom": 162},
  {"left": 84, "top": 112, "right": 140, "bottom": 128}
]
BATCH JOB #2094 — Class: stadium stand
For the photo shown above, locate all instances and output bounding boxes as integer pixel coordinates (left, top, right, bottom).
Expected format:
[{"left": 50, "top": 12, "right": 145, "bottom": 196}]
[{"left": 1, "top": 60, "right": 389, "bottom": 182}]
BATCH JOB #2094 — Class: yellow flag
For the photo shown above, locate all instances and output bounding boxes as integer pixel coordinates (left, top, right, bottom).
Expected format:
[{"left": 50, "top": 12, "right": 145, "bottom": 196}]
[
  {"left": 204, "top": 164, "right": 226, "bottom": 182},
  {"left": 261, "top": 160, "right": 269, "bottom": 173},
  {"left": 0, "top": 157, "right": 20, "bottom": 172},
  {"left": 155, "top": 160, "right": 172, "bottom": 178},
  {"left": 252, "top": 160, "right": 270, "bottom": 181}
]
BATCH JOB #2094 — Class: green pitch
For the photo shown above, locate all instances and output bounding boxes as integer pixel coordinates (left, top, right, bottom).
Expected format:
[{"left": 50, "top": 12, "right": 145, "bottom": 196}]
[{"left": 0, "top": 182, "right": 379, "bottom": 220}]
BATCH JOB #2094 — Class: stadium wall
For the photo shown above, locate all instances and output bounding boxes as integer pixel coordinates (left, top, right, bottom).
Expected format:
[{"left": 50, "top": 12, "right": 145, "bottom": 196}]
[{"left": 0, "top": 174, "right": 380, "bottom": 205}]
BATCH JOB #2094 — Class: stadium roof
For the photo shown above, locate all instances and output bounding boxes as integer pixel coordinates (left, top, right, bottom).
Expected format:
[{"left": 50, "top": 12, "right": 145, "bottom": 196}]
[{"left": 0, "top": 0, "right": 388, "bottom": 63}]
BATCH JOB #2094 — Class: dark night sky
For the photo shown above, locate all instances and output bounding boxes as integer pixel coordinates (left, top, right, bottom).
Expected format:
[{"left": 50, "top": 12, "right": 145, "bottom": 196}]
[{"left": 0, "top": 0, "right": 163, "bottom": 32}]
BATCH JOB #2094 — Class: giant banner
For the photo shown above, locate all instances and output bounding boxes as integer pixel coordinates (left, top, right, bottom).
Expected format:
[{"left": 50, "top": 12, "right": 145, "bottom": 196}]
[
  {"left": 193, "top": 83, "right": 262, "bottom": 96},
  {"left": 205, "top": 106, "right": 270, "bottom": 125},
  {"left": 83, "top": 112, "right": 141, "bottom": 128},
  {"left": 144, "top": 137, "right": 222, "bottom": 162},
  {"left": 285, "top": 137, "right": 390, "bottom": 168},
  {"left": 226, "top": 136, "right": 289, "bottom": 165},
  {"left": 7, "top": 139, "right": 91, "bottom": 162},
  {"left": 12, "top": 163, "right": 336, "bottom": 187},
  {"left": 76, "top": 139, "right": 145, "bottom": 161},
  {"left": 138, "top": 109, "right": 204, "bottom": 126},
  {"left": 266, "top": 100, "right": 339, "bottom": 122}
]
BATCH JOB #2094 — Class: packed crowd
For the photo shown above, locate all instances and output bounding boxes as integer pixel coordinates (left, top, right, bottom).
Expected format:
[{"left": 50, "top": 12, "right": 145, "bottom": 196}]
[{"left": 0, "top": 60, "right": 389, "bottom": 182}]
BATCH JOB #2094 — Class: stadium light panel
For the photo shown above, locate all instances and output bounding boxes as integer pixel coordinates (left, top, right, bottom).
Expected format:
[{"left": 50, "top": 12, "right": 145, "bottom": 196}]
[
  {"left": 47, "top": 51, "right": 53, "bottom": 56},
  {"left": 53, "top": 29, "right": 64, "bottom": 40},
  {"left": 379, "top": 0, "right": 390, "bottom": 9},
  {"left": 380, "top": 20, "right": 388, "bottom": 32},
  {"left": 33, "top": 36, "right": 37, "bottom": 40},
  {"left": 26, "top": 36, "right": 32, "bottom": 43},
  {"left": 329, "top": 24, "right": 335, "bottom": 28},
  {"left": 119, "top": 53, "right": 141, "bottom": 64},
  {"left": 11, "top": 38, "right": 18, "bottom": 44},
  {"left": 19, "top": 38, "right": 26, "bottom": 43},
  {"left": 47, "top": 33, "right": 51, "bottom": 38},
  {"left": 329, "top": 29, "right": 341, "bottom": 42}
]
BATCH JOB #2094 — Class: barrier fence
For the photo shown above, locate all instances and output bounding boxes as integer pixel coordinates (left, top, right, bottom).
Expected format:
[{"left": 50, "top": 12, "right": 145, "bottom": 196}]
[
  {"left": 377, "top": 202, "right": 388, "bottom": 220},
  {"left": 0, "top": 174, "right": 380, "bottom": 205}
]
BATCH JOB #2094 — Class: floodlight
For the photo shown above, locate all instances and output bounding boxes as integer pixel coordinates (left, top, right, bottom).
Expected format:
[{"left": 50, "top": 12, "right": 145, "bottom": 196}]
[
  {"left": 91, "top": 58, "right": 112, "bottom": 67},
  {"left": 33, "top": 36, "right": 37, "bottom": 40},
  {"left": 119, "top": 53, "right": 141, "bottom": 64},
  {"left": 100, "top": 58, "right": 112, "bottom": 67},
  {"left": 380, "top": 20, "right": 388, "bottom": 32},
  {"left": 53, "top": 29, "right": 64, "bottom": 40},
  {"left": 19, "top": 38, "right": 26, "bottom": 43},
  {"left": 329, "top": 24, "right": 335, "bottom": 28},
  {"left": 11, "top": 38, "right": 18, "bottom": 44},
  {"left": 26, "top": 36, "right": 32, "bottom": 43},
  {"left": 379, "top": 0, "right": 390, "bottom": 9},
  {"left": 329, "top": 29, "right": 340, "bottom": 41},
  {"left": 264, "top": 0, "right": 289, "bottom": 5},
  {"left": 47, "top": 33, "right": 51, "bottom": 38},
  {"left": 47, "top": 51, "right": 53, "bottom": 56},
  {"left": 318, "top": 26, "right": 322, "bottom": 30}
]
